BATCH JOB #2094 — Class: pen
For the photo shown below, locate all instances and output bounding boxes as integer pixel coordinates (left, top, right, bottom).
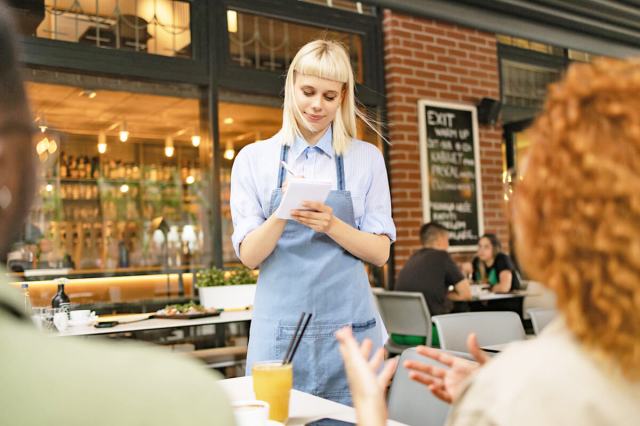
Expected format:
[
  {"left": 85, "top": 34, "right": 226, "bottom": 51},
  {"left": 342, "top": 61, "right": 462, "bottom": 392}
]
[
  {"left": 221, "top": 306, "right": 252, "bottom": 312},
  {"left": 281, "top": 161, "right": 297, "bottom": 176}
]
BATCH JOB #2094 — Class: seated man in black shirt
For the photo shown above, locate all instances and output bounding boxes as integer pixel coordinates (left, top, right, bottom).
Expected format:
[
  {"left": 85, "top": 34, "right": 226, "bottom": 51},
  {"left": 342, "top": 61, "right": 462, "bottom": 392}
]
[{"left": 396, "top": 222, "right": 471, "bottom": 316}]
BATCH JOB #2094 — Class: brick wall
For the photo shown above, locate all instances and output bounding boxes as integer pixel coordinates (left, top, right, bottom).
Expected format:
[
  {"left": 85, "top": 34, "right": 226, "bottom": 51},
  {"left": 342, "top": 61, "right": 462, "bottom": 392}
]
[{"left": 383, "top": 10, "right": 508, "bottom": 277}]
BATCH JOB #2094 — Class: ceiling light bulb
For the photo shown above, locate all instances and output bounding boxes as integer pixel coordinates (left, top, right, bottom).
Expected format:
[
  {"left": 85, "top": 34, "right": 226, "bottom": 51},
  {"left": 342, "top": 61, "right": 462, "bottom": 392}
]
[
  {"left": 165, "top": 136, "right": 174, "bottom": 158},
  {"left": 48, "top": 138, "right": 58, "bottom": 154},
  {"left": 223, "top": 117, "right": 234, "bottom": 125},
  {"left": 224, "top": 147, "right": 235, "bottom": 160},
  {"left": 227, "top": 10, "right": 238, "bottom": 33},
  {"left": 36, "top": 137, "right": 49, "bottom": 155},
  {"left": 191, "top": 135, "right": 201, "bottom": 147},
  {"left": 120, "top": 184, "right": 129, "bottom": 193},
  {"left": 98, "top": 131, "right": 107, "bottom": 154},
  {"left": 119, "top": 122, "right": 129, "bottom": 142},
  {"left": 45, "top": 184, "right": 53, "bottom": 192},
  {"left": 186, "top": 175, "right": 195, "bottom": 185}
]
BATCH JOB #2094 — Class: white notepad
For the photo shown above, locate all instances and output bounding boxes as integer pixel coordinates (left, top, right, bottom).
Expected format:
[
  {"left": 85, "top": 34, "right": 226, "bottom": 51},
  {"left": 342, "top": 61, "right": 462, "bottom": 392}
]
[{"left": 275, "top": 178, "right": 332, "bottom": 219}]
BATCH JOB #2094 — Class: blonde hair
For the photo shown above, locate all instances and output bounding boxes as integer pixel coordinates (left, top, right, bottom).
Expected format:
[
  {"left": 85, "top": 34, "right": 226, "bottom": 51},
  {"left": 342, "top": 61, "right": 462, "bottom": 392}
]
[
  {"left": 515, "top": 58, "right": 640, "bottom": 379},
  {"left": 282, "top": 39, "right": 377, "bottom": 155}
]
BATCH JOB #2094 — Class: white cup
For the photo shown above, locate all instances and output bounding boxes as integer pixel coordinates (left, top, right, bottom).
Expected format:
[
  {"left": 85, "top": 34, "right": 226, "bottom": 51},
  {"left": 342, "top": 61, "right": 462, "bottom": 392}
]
[
  {"left": 70, "top": 310, "right": 93, "bottom": 322},
  {"left": 53, "top": 312, "right": 69, "bottom": 332},
  {"left": 232, "top": 400, "right": 269, "bottom": 426}
]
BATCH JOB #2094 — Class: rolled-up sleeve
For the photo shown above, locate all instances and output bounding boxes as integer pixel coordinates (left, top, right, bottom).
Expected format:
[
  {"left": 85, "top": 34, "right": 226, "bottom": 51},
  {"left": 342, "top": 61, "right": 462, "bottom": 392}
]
[
  {"left": 359, "top": 149, "right": 396, "bottom": 242},
  {"left": 230, "top": 147, "right": 266, "bottom": 258}
]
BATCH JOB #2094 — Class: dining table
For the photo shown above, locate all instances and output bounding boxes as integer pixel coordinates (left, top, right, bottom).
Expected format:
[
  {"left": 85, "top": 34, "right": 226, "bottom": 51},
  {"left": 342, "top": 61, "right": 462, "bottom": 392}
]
[{"left": 220, "top": 375, "right": 407, "bottom": 425}]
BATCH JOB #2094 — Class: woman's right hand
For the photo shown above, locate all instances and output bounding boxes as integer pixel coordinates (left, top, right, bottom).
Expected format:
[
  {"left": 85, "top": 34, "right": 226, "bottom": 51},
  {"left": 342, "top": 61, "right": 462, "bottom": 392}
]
[{"left": 403, "top": 333, "right": 489, "bottom": 404}]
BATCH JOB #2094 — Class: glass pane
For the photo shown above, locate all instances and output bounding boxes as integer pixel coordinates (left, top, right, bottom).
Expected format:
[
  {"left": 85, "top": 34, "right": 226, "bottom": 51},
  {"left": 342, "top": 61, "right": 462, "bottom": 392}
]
[
  {"left": 218, "top": 101, "right": 282, "bottom": 266},
  {"left": 501, "top": 59, "right": 561, "bottom": 108},
  {"left": 496, "top": 34, "right": 564, "bottom": 56},
  {"left": 227, "top": 10, "right": 364, "bottom": 83},
  {"left": 568, "top": 49, "right": 594, "bottom": 62},
  {"left": 12, "top": 0, "right": 192, "bottom": 58},
  {"left": 10, "top": 74, "right": 211, "bottom": 307}
]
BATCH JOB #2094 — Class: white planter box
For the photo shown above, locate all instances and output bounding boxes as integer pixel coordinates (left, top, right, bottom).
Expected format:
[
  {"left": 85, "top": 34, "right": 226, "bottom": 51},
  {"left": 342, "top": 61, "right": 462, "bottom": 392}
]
[{"left": 198, "top": 284, "right": 256, "bottom": 310}]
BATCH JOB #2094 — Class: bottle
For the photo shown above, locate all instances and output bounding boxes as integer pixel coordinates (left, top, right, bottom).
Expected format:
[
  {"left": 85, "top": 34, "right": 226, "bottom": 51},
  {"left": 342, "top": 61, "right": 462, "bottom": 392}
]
[
  {"left": 84, "top": 156, "right": 92, "bottom": 178},
  {"left": 69, "top": 156, "right": 78, "bottom": 178},
  {"left": 21, "top": 283, "right": 30, "bottom": 315},
  {"left": 59, "top": 152, "right": 68, "bottom": 178},
  {"left": 51, "top": 278, "right": 70, "bottom": 312},
  {"left": 118, "top": 240, "right": 130, "bottom": 268}
]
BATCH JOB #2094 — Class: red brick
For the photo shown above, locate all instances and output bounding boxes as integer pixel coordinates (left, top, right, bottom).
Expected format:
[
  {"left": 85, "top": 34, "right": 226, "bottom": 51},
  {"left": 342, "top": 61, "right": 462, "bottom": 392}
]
[
  {"left": 448, "top": 48, "right": 468, "bottom": 58},
  {"left": 437, "top": 38, "right": 457, "bottom": 47},
  {"left": 414, "top": 51, "right": 436, "bottom": 61}
]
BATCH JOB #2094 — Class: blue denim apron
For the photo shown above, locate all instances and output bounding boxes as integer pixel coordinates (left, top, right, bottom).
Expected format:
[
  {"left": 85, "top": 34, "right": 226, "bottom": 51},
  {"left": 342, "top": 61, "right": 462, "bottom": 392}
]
[{"left": 246, "top": 143, "right": 383, "bottom": 405}]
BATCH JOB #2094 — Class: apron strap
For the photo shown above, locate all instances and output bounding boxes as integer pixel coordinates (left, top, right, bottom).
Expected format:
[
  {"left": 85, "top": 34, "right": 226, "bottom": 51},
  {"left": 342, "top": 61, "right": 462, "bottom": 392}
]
[
  {"left": 277, "top": 144, "right": 290, "bottom": 189},
  {"left": 335, "top": 154, "right": 345, "bottom": 191}
]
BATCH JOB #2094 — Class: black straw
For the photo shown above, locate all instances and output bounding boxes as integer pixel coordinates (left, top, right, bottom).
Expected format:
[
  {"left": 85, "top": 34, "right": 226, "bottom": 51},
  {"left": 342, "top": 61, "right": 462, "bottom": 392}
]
[
  {"left": 281, "top": 312, "right": 306, "bottom": 365},
  {"left": 286, "top": 313, "right": 312, "bottom": 365}
]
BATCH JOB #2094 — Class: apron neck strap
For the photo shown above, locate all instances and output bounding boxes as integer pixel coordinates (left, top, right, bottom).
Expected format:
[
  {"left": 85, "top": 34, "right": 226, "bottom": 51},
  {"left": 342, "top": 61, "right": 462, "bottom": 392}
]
[{"left": 277, "top": 144, "right": 290, "bottom": 189}]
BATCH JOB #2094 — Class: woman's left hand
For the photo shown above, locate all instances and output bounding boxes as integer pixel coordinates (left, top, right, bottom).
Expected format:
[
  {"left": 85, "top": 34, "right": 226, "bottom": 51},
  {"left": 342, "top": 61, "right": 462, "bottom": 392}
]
[
  {"left": 291, "top": 201, "right": 335, "bottom": 233},
  {"left": 336, "top": 327, "right": 397, "bottom": 426}
]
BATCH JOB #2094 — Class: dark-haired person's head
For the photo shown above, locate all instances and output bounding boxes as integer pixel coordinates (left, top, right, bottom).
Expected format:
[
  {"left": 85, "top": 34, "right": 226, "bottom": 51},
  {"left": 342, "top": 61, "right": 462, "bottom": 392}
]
[
  {"left": 477, "top": 233, "right": 501, "bottom": 262},
  {"left": 420, "top": 222, "right": 449, "bottom": 250},
  {"left": 0, "top": 2, "right": 37, "bottom": 261}
]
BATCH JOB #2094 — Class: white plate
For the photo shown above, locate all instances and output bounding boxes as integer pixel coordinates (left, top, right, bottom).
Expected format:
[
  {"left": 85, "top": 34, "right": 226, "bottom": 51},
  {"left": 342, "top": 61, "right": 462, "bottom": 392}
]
[{"left": 68, "top": 318, "right": 96, "bottom": 327}]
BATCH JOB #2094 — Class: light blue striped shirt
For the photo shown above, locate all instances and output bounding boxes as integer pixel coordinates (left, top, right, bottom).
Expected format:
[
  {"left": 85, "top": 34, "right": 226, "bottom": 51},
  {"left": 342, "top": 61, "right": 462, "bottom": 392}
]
[{"left": 230, "top": 127, "right": 396, "bottom": 257}]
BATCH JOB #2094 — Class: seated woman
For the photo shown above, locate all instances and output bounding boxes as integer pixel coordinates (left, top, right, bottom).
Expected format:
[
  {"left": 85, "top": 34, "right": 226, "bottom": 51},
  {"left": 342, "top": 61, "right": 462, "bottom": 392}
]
[
  {"left": 337, "top": 57, "right": 640, "bottom": 425},
  {"left": 472, "top": 233, "right": 520, "bottom": 292}
]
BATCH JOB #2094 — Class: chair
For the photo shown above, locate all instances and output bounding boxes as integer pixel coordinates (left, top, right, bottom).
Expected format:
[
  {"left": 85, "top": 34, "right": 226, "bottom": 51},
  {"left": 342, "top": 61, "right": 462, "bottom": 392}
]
[
  {"left": 375, "top": 291, "right": 432, "bottom": 355},
  {"left": 522, "top": 280, "right": 556, "bottom": 320},
  {"left": 432, "top": 311, "right": 525, "bottom": 352},
  {"left": 528, "top": 308, "right": 557, "bottom": 335},
  {"left": 387, "top": 347, "right": 450, "bottom": 426}
]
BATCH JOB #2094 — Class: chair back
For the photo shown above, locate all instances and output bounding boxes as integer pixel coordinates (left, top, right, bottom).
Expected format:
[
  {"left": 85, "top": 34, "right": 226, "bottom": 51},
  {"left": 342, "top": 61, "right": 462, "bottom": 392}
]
[
  {"left": 388, "top": 347, "right": 450, "bottom": 426},
  {"left": 432, "top": 311, "right": 525, "bottom": 352},
  {"left": 522, "top": 280, "right": 556, "bottom": 319},
  {"left": 528, "top": 308, "right": 557, "bottom": 335},
  {"left": 375, "top": 291, "right": 431, "bottom": 346}
]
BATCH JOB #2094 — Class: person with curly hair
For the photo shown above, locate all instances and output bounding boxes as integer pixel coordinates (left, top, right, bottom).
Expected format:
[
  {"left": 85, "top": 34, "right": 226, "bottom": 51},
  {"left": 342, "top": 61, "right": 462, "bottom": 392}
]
[{"left": 337, "top": 57, "right": 640, "bottom": 425}]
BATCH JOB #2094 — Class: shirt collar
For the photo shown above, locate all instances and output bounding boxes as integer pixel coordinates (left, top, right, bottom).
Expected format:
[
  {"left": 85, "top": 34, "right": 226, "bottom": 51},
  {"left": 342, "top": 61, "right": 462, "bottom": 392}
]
[{"left": 291, "top": 126, "right": 334, "bottom": 160}]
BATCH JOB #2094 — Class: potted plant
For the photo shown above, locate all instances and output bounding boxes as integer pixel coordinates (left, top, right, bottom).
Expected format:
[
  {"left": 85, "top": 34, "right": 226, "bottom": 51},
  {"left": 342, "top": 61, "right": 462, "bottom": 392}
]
[{"left": 195, "top": 266, "right": 257, "bottom": 309}]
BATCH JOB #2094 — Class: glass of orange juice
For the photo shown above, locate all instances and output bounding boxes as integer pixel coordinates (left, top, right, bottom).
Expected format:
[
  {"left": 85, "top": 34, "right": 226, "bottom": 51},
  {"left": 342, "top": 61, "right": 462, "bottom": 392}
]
[{"left": 252, "top": 361, "right": 293, "bottom": 423}]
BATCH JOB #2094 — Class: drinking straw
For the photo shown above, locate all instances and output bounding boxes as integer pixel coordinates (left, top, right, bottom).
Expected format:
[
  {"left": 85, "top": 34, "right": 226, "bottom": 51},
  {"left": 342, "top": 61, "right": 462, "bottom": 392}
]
[
  {"left": 286, "top": 313, "right": 312, "bottom": 365},
  {"left": 281, "top": 312, "right": 306, "bottom": 365}
]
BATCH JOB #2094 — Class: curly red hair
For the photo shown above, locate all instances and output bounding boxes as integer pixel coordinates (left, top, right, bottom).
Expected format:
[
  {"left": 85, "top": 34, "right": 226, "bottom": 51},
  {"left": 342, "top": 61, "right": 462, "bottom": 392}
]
[{"left": 515, "top": 58, "right": 640, "bottom": 378}]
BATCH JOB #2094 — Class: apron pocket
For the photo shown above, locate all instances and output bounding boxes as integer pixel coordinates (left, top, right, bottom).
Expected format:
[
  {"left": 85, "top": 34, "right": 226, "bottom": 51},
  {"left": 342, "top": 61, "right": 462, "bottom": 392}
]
[{"left": 275, "top": 318, "right": 378, "bottom": 399}]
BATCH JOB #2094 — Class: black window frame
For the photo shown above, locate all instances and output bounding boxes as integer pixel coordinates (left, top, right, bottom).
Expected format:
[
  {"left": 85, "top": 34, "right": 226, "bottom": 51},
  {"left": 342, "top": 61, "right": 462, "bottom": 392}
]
[
  {"left": 18, "top": 0, "right": 209, "bottom": 85},
  {"left": 215, "top": 0, "right": 385, "bottom": 105}
]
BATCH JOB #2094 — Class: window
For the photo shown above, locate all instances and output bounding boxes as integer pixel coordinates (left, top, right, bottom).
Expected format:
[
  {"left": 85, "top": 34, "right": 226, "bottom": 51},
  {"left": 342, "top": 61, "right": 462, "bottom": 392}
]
[
  {"left": 227, "top": 10, "right": 364, "bottom": 83},
  {"left": 16, "top": 0, "right": 192, "bottom": 58}
]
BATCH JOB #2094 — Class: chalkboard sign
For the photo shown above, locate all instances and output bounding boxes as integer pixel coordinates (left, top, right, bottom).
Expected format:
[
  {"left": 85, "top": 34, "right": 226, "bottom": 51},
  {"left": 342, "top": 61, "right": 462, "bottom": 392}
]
[{"left": 418, "top": 100, "right": 484, "bottom": 251}]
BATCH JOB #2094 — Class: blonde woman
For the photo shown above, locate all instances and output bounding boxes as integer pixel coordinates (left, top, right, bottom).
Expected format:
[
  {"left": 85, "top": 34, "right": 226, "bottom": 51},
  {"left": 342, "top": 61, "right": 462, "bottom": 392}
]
[
  {"left": 337, "top": 57, "right": 640, "bottom": 425},
  {"left": 230, "top": 40, "right": 395, "bottom": 404}
]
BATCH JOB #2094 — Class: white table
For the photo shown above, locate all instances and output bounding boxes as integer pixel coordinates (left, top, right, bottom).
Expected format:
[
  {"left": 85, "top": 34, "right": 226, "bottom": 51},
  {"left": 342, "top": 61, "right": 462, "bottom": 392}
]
[
  {"left": 472, "top": 290, "right": 535, "bottom": 301},
  {"left": 57, "top": 310, "right": 253, "bottom": 337},
  {"left": 481, "top": 343, "right": 508, "bottom": 353},
  {"left": 220, "top": 376, "right": 406, "bottom": 426}
]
